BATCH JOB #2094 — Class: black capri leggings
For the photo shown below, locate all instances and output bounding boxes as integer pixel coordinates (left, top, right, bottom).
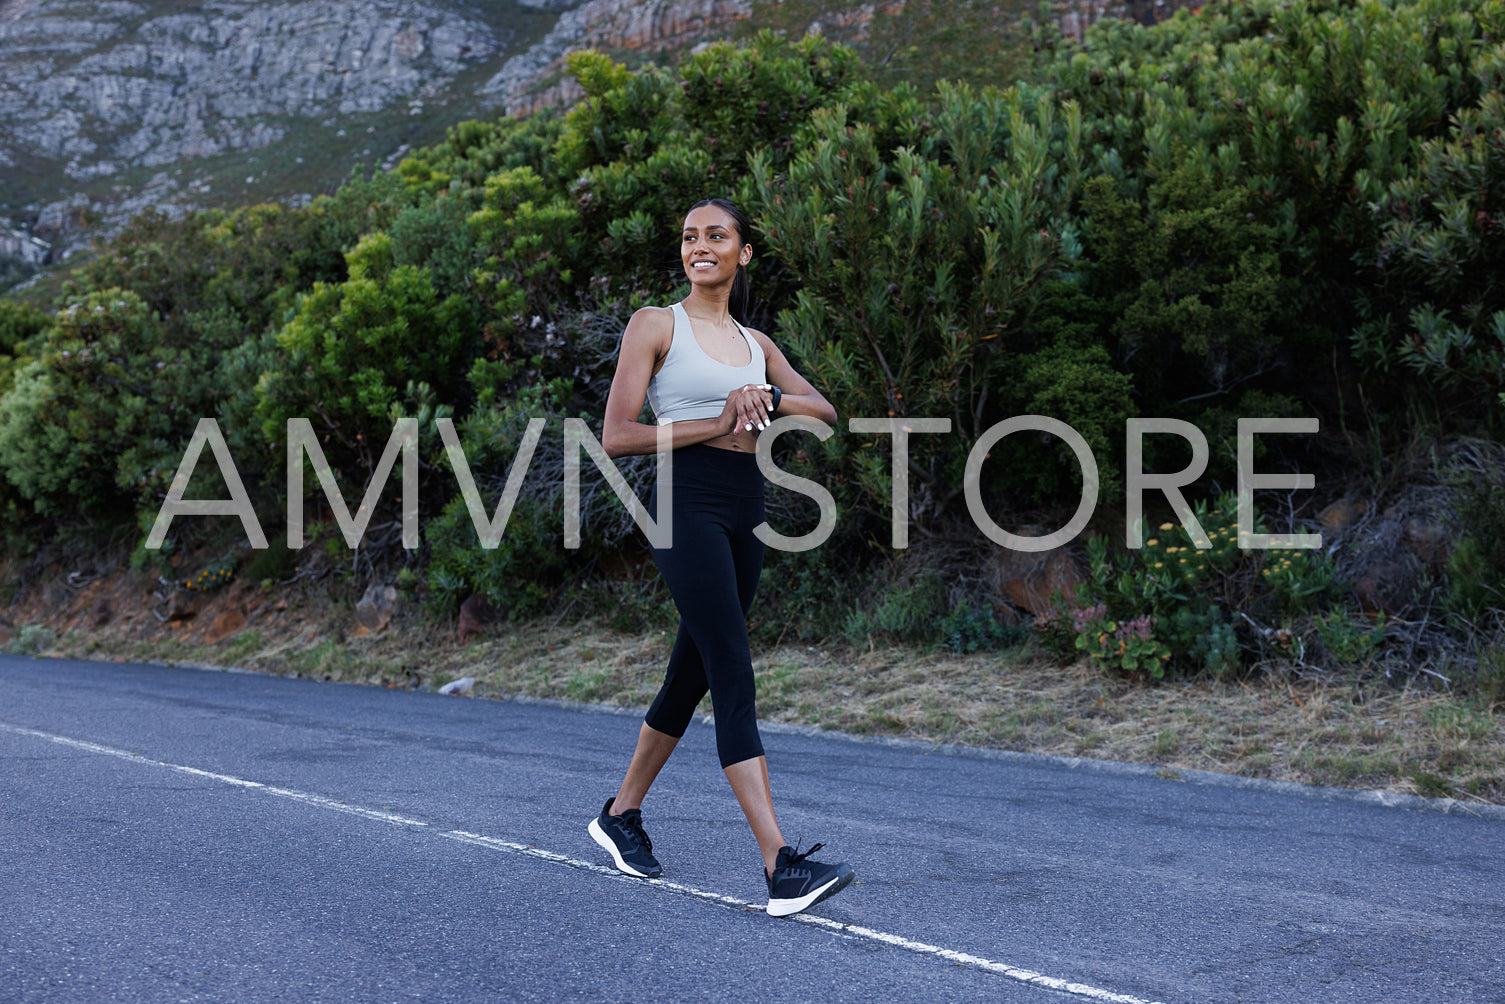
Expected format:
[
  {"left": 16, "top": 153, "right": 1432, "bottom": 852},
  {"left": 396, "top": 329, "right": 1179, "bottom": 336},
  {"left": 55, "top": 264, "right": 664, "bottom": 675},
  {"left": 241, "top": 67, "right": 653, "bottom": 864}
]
[{"left": 643, "top": 443, "right": 766, "bottom": 768}]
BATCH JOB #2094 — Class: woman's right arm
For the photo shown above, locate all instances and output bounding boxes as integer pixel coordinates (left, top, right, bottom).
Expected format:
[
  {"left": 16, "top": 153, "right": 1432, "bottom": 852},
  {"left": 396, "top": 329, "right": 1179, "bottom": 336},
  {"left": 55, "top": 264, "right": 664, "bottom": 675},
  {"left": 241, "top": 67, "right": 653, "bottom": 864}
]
[{"left": 602, "top": 307, "right": 751, "bottom": 458}]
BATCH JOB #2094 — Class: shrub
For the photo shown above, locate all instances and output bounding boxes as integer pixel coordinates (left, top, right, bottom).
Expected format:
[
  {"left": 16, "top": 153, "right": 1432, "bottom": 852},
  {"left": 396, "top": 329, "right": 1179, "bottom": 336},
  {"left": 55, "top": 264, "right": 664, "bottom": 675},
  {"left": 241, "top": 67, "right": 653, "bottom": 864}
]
[
  {"left": 0, "top": 299, "right": 48, "bottom": 357},
  {"left": 422, "top": 326, "right": 652, "bottom": 619},
  {"left": 1313, "top": 609, "right": 1386, "bottom": 667},
  {"left": 397, "top": 113, "right": 563, "bottom": 199},
  {"left": 941, "top": 599, "right": 1026, "bottom": 654},
  {"left": 253, "top": 233, "right": 474, "bottom": 470},
  {"left": 756, "top": 79, "right": 1085, "bottom": 529},
  {"left": 1446, "top": 456, "right": 1505, "bottom": 615},
  {"left": 837, "top": 564, "right": 1021, "bottom": 652},
  {"left": 1080, "top": 159, "right": 1302, "bottom": 416},
  {"left": 0, "top": 290, "right": 176, "bottom": 516},
  {"left": 1038, "top": 492, "right": 1346, "bottom": 678},
  {"left": 842, "top": 571, "right": 950, "bottom": 647},
  {"left": 749, "top": 542, "right": 866, "bottom": 644},
  {"left": 9, "top": 623, "right": 55, "bottom": 655}
]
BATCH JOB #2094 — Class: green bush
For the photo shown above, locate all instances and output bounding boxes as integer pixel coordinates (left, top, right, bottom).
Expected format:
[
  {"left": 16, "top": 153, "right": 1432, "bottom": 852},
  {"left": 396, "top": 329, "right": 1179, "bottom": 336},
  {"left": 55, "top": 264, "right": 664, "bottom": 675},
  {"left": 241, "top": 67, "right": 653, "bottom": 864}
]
[
  {"left": 756, "top": 79, "right": 1086, "bottom": 527},
  {"left": 253, "top": 233, "right": 473, "bottom": 466},
  {"left": 836, "top": 567, "right": 1020, "bottom": 652},
  {"left": 0, "top": 290, "right": 186, "bottom": 516},
  {"left": 1037, "top": 493, "right": 1347, "bottom": 678},
  {"left": 1446, "top": 458, "right": 1505, "bottom": 614},
  {"left": 398, "top": 113, "right": 563, "bottom": 199},
  {"left": 749, "top": 542, "right": 865, "bottom": 644},
  {"left": 842, "top": 571, "right": 950, "bottom": 647},
  {"left": 424, "top": 490, "right": 560, "bottom": 620},
  {"left": 8, "top": 623, "right": 56, "bottom": 655},
  {"left": 1314, "top": 609, "right": 1386, "bottom": 666},
  {"left": 422, "top": 348, "right": 645, "bottom": 619},
  {"left": 1080, "top": 159, "right": 1302, "bottom": 415},
  {"left": 1040, "top": 0, "right": 1505, "bottom": 427},
  {"left": 941, "top": 598, "right": 1025, "bottom": 654},
  {"left": 0, "top": 300, "right": 48, "bottom": 357}
]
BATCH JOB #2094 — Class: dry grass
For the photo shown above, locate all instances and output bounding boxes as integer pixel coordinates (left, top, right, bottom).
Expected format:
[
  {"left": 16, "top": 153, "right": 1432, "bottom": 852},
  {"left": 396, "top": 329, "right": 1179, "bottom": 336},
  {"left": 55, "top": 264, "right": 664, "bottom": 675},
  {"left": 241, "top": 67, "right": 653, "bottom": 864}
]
[{"left": 41, "top": 590, "right": 1504, "bottom": 806}]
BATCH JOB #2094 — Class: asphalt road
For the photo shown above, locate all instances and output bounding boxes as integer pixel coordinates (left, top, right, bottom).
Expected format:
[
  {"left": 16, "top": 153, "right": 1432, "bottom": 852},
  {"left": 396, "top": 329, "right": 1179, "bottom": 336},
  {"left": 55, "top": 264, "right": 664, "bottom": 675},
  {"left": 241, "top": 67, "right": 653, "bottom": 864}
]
[{"left": 1, "top": 654, "right": 1501, "bottom": 1003}]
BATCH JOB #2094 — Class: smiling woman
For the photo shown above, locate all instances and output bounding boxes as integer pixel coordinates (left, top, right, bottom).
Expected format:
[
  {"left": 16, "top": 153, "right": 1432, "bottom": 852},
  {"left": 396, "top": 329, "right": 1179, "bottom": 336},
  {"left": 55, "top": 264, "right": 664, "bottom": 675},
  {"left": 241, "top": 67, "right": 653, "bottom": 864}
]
[{"left": 588, "top": 197, "right": 853, "bottom": 919}]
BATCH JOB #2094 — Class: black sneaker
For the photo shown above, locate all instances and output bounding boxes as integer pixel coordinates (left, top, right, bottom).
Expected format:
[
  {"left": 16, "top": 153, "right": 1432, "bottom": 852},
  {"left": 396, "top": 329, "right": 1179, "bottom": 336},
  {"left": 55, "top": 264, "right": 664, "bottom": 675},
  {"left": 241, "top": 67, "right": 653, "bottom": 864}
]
[
  {"left": 765, "top": 842, "right": 854, "bottom": 917},
  {"left": 588, "top": 797, "right": 662, "bottom": 878}
]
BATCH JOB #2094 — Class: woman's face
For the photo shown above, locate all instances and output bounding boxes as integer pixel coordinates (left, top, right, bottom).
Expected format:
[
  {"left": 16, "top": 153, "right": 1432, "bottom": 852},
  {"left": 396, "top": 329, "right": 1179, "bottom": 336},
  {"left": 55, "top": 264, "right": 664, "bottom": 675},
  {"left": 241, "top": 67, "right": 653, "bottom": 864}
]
[{"left": 681, "top": 204, "right": 748, "bottom": 286}]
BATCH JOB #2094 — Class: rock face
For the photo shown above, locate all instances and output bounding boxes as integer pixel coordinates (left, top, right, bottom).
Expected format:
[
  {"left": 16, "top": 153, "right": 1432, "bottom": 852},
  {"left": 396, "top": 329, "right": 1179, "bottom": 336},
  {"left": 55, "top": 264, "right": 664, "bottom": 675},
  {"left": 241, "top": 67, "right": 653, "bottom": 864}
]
[
  {"left": 482, "top": 0, "right": 752, "bottom": 116},
  {"left": 0, "top": 1, "right": 506, "bottom": 174},
  {"left": 0, "top": 0, "right": 1198, "bottom": 280},
  {"left": 0, "top": 0, "right": 539, "bottom": 269},
  {"left": 0, "top": 0, "right": 764, "bottom": 270}
]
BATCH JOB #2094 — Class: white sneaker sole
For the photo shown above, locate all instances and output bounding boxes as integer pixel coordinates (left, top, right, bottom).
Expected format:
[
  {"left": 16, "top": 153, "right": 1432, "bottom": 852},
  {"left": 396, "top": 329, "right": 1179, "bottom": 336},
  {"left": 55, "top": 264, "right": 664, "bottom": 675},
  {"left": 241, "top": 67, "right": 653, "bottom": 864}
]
[
  {"left": 588, "top": 816, "right": 656, "bottom": 878},
  {"left": 766, "top": 865, "right": 855, "bottom": 917}
]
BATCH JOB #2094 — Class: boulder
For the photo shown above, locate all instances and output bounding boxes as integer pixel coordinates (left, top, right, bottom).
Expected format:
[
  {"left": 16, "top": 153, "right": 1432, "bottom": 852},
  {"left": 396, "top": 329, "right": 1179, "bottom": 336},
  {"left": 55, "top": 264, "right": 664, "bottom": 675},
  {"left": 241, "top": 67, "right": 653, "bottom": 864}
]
[
  {"left": 1318, "top": 497, "right": 1368, "bottom": 538},
  {"left": 166, "top": 589, "right": 198, "bottom": 621},
  {"left": 987, "top": 547, "right": 1085, "bottom": 617},
  {"left": 457, "top": 592, "right": 500, "bottom": 642},
  {"left": 355, "top": 584, "right": 399, "bottom": 633},
  {"left": 206, "top": 607, "right": 247, "bottom": 644},
  {"left": 1402, "top": 517, "right": 1452, "bottom": 570},
  {"left": 1353, "top": 557, "right": 1419, "bottom": 617}
]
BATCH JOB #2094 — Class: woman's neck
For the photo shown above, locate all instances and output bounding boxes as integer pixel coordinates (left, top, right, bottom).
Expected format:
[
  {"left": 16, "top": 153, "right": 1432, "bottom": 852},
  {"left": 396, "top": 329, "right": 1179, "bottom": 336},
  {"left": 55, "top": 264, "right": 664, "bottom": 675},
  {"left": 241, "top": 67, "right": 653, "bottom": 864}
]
[{"left": 682, "top": 286, "right": 733, "bottom": 325}]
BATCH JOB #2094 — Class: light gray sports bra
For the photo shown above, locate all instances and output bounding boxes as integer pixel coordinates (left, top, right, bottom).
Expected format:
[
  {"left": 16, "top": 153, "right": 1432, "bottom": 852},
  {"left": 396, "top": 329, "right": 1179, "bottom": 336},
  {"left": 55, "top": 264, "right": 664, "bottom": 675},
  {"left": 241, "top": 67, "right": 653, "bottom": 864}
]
[{"left": 646, "top": 301, "right": 767, "bottom": 426}]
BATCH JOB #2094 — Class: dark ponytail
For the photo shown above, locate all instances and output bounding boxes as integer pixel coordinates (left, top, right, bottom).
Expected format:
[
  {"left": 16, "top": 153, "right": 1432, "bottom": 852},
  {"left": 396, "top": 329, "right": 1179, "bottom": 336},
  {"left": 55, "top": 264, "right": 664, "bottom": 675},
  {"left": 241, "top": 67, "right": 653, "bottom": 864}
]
[{"left": 689, "top": 197, "right": 753, "bottom": 326}]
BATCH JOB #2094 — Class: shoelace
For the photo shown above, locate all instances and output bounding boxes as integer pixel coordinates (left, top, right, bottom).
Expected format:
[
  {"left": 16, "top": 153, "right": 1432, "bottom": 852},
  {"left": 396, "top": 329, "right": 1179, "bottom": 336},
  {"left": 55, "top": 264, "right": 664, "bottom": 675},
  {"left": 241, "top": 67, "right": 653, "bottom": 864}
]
[
  {"left": 619, "top": 813, "right": 653, "bottom": 853},
  {"left": 782, "top": 841, "right": 824, "bottom": 868}
]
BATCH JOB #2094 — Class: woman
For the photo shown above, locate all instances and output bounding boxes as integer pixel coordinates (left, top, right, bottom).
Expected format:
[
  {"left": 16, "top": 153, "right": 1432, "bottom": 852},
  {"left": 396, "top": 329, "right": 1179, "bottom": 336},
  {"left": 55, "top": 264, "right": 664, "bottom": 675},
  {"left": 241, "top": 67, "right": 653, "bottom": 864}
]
[{"left": 588, "top": 198, "right": 853, "bottom": 918}]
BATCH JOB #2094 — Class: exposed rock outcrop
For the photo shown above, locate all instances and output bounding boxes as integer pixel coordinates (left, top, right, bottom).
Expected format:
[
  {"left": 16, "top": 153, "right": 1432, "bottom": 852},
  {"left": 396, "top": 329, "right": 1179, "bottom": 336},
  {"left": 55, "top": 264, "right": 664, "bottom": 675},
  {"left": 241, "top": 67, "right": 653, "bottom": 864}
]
[
  {"left": 0, "top": 226, "right": 49, "bottom": 267},
  {"left": 482, "top": 0, "right": 752, "bottom": 116},
  {"left": 0, "top": 1, "right": 507, "bottom": 173},
  {"left": 0, "top": 0, "right": 1200, "bottom": 280},
  {"left": 0, "top": 0, "right": 526, "bottom": 268}
]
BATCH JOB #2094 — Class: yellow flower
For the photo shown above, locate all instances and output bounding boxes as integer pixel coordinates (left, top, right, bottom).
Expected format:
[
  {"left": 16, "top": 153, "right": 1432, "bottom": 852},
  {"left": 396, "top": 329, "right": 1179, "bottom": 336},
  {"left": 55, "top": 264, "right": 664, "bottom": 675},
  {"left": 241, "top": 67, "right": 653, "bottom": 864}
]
[
  {"left": 1146, "top": 538, "right": 1159, "bottom": 547},
  {"left": 1154, "top": 561, "right": 1164, "bottom": 568},
  {"left": 1159, "top": 522, "right": 1175, "bottom": 531}
]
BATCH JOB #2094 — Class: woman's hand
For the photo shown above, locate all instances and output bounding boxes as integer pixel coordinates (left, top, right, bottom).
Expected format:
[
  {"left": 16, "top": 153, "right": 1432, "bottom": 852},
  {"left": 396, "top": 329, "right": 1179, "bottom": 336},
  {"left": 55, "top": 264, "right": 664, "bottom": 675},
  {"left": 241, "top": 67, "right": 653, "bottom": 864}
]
[{"left": 719, "top": 383, "right": 775, "bottom": 435}]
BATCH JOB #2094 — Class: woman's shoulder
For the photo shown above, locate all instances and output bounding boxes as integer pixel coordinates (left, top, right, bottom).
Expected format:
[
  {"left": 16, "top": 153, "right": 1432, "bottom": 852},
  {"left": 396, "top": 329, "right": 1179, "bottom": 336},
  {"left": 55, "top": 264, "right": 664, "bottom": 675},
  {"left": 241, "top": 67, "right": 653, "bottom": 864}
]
[
  {"left": 619, "top": 305, "right": 676, "bottom": 363},
  {"left": 628, "top": 304, "right": 676, "bottom": 322},
  {"left": 744, "top": 325, "right": 779, "bottom": 355},
  {"left": 624, "top": 304, "right": 676, "bottom": 339}
]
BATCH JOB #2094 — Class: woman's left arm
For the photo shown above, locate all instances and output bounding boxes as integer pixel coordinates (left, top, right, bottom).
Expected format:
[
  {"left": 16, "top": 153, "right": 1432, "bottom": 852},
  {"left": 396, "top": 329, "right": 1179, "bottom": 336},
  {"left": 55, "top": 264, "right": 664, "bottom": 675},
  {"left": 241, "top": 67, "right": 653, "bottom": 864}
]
[{"left": 753, "top": 330, "right": 838, "bottom": 426}]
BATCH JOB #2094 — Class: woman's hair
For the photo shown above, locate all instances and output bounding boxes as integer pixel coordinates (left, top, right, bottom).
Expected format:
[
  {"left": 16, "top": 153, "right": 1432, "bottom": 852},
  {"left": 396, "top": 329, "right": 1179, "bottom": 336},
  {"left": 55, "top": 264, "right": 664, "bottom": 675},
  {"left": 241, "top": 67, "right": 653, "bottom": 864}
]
[{"left": 688, "top": 197, "right": 753, "bottom": 326}]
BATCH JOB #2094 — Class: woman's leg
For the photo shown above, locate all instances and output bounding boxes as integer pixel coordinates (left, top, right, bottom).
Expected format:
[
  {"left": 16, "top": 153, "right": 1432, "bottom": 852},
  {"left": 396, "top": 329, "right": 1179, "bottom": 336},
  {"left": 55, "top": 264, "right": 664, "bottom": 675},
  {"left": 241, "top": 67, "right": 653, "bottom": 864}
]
[
  {"left": 724, "top": 754, "right": 785, "bottom": 876},
  {"left": 719, "top": 491, "right": 785, "bottom": 874},
  {"left": 649, "top": 491, "right": 765, "bottom": 772},
  {"left": 610, "top": 722, "right": 680, "bottom": 814}
]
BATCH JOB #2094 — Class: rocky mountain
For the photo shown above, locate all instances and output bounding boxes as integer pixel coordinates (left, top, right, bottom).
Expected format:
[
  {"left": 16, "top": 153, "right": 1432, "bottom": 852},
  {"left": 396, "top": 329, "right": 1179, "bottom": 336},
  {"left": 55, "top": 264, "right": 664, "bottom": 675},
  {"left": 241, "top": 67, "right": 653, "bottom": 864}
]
[
  {"left": 0, "top": 0, "right": 760, "bottom": 281},
  {"left": 0, "top": 0, "right": 1179, "bottom": 290}
]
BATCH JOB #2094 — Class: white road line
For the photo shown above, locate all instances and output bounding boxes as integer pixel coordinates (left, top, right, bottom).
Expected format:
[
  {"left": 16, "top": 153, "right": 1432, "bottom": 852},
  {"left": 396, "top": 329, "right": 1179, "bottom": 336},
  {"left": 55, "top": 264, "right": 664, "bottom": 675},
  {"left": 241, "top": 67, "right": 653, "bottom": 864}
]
[{"left": 1, "top": 722, "right": 1169, "bottom": 1004}]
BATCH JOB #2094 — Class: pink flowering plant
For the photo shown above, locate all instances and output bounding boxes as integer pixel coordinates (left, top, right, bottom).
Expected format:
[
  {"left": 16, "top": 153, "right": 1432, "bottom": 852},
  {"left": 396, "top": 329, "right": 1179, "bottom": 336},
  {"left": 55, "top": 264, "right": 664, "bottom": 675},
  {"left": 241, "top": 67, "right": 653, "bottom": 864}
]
[{"left": 1071, "top": 608, "right": 1174, "bottom": 675}]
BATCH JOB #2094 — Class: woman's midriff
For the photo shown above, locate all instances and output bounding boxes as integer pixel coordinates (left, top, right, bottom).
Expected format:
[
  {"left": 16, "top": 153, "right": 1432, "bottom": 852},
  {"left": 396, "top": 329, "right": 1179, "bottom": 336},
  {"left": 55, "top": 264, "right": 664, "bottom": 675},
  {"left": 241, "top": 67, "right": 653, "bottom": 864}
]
[{"left": 701, "top": 428, "right": 760, "bottom": 452}]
